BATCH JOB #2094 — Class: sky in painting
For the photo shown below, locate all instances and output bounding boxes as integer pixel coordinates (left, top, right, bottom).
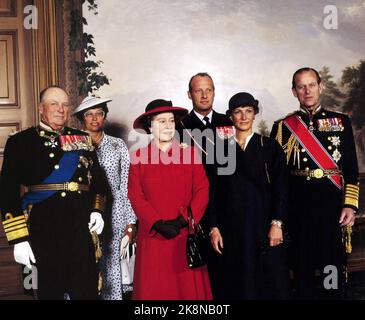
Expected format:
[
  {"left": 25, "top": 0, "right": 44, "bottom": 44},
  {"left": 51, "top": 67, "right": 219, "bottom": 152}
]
[{"left": 84, "top": 0, "right": 365, "bottom": 133}]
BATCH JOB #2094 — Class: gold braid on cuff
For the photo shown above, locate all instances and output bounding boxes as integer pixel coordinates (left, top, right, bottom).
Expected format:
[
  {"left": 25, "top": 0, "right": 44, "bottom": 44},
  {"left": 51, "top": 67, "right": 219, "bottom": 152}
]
[
  {"left": 344, "top": 183, "right": 360, "bottom": 209},
  {"left": 2, "top": 214, "right": 29, "bottom": 242}
]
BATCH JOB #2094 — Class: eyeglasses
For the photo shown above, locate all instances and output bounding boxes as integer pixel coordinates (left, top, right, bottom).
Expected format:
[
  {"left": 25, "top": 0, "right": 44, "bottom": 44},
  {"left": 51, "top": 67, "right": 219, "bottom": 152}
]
[{"left": 84, "top": 111, "right": 105, "bottom": 119}]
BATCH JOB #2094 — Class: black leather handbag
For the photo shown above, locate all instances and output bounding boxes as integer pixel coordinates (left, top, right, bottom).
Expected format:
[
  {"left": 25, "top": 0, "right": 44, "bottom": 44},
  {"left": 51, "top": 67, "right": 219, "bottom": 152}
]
[{"left": 186, "top": 207, "right": 209, "bottom": 269}]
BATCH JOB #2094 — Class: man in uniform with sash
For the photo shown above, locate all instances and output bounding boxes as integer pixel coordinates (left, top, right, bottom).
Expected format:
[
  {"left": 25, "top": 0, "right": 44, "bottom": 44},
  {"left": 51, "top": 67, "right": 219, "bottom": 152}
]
[
  {"left": 0, "top": 86, "right": 108, "bottom": 299},
  {"left": 271, "top": 67, "right": 359, "bottom": 299}
]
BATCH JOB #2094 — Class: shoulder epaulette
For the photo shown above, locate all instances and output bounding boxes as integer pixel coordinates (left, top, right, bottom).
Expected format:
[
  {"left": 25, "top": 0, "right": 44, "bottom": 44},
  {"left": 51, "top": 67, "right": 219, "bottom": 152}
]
[
  {"left": 320, "top": 108, "right": 349, "bottom": 117},
  {"left": 332, "top": 110, "right": 348, "bottom": 116}
]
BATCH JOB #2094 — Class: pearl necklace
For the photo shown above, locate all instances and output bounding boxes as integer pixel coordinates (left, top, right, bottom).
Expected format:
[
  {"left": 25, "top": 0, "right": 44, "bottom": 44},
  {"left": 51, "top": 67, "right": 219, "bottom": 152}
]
[{"left": 93, "top": 132, "right": 104, "bottom": 147}]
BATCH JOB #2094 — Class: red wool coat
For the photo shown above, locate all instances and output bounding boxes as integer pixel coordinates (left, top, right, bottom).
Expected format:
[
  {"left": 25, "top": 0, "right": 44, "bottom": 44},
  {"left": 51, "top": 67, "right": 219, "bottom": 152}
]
[{"left": 128, "top": 140, "right": 212, "bottom": 300}]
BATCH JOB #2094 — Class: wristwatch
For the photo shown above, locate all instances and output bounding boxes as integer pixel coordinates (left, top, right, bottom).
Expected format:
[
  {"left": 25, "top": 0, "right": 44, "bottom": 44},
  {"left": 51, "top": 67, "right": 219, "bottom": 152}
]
[{"left": 271, "top": 220, "right": 284, "bottom": 229}]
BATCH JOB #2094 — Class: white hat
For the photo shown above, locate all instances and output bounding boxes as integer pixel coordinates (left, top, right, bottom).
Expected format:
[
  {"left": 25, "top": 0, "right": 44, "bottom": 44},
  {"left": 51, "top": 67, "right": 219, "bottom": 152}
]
[{"left": 72, "top": 96, "right": 112, "bottom": 115}]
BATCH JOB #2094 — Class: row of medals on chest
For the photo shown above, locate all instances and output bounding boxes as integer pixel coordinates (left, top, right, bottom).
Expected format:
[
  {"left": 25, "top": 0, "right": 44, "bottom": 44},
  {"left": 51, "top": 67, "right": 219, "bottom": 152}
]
[
  {"left": 39, "top": 130, "right": 94, "bottom": 152},
  {"left": 301, "top": 114, "right": 343, "bottom": 164},
  {"left": 39, "top": 130, "right": 93, "bottom": 184}
]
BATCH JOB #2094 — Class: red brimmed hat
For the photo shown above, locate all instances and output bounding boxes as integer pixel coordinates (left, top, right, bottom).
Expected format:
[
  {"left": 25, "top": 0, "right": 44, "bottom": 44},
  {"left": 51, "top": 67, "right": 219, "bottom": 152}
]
[{"left": 133, "top": 99, "right": 188, "bottom": 133}]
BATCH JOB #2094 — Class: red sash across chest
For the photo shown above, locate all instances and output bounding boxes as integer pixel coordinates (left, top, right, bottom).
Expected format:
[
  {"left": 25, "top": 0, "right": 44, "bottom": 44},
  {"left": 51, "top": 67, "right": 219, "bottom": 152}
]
[{"left": 284, "top": 115, "right": 342, "bottom": 190}]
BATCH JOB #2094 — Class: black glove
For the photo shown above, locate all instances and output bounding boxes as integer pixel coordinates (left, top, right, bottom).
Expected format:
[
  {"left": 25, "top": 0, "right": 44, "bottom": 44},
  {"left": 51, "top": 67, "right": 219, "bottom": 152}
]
[
  {"left": 152, "top": 220, "right": 180, "bottom": 239},
  {"left": 165, "top": 214, "right": 188, "bottom": 229}
]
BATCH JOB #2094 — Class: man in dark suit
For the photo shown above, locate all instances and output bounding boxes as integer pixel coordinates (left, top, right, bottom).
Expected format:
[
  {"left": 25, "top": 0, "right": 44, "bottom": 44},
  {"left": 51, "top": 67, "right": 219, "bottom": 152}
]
[
  {"left": 176, "top": 72, "right": 233, "bottom": 172},
  {"left": 176, "top": 73, "right": 233, "bottom": 299}
]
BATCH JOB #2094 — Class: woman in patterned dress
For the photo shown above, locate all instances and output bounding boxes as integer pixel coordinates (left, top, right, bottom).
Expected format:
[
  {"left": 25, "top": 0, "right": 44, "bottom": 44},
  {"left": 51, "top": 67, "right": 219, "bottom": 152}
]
[{"left": 73, "top": 97, "right": 137, "bottom": 300}]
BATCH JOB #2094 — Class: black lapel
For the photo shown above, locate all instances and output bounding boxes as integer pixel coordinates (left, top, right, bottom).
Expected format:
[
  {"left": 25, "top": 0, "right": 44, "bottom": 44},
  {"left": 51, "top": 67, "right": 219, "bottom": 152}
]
[
  {"left": 186, "top": 110, "right": 206, "bottom": 131},
  {"left": 211, "top": 110, "right": 219, "bottom": 127}
]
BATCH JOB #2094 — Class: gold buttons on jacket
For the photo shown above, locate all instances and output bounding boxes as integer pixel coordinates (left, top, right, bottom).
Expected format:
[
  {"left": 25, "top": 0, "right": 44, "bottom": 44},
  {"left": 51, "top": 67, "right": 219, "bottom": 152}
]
[
  {"left": 328, "top": 146, "right": 333, "bottom": 150},
  {"left": 301, "top": 148, "right": 306, "bottom": 153},
  {"left": 303, "top": 158, "right": 308, "bottom": 162},
  {"left": 78, "top": 177, "right": 83, "bottom": 182},
  {"left": 61, "top": 192, "right": 66, "bottom": 198},
  {"left": 49, "top": 153, "right": 55, "bottom": 158},
  {"left": 54, "top": 165, "right": 60, "bottom": 170}
]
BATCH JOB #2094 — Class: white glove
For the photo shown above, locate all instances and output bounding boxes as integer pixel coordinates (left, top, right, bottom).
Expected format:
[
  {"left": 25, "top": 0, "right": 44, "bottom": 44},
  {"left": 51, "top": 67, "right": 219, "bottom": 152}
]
[
  {"left": 120, "top": 235, "right": 130, "bottom": 259},
  {"left": 13, "top": 241, "right": 36, "bottom": 269},
  {"left": 88, "top": 212, "right": 104, "bottom": 235}
]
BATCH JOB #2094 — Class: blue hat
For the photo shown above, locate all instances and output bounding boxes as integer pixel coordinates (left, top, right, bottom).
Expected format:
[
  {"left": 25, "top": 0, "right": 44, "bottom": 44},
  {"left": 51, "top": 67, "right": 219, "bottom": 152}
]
[{"left": 226, "top": 92, "right": 259, "bottom": 116}]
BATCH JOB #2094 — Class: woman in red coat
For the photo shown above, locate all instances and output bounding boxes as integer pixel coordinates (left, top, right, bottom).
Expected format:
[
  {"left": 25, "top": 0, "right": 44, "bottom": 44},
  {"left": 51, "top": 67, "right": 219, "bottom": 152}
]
[{"left": 128, "top": 99, "right": 212, "bottom": 300}]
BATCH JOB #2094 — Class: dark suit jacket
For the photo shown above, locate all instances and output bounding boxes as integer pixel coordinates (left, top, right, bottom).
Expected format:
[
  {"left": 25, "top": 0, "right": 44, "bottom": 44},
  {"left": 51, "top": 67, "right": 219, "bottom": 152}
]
[
  {"left": 176, "top": 109, "right": 233, "bottom": 171},
  {"left": 175, "top": 109, "right": 233, "bottom": 232},
  {"left": 176, "top": 109, "right": 233, "bottom": 133}
]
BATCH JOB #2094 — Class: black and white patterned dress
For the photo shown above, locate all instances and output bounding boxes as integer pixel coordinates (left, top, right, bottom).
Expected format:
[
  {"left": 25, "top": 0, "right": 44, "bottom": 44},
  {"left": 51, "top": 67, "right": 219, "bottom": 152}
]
[{"left": 97, "top": 134, "right": 136, "bottom": 300}]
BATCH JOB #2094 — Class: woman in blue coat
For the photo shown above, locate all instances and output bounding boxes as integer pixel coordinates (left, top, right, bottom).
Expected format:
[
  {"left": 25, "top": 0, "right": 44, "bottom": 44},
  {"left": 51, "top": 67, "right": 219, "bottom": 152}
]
[{"left": 209, "top": 92, "right": 290, "bottom": 299}]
